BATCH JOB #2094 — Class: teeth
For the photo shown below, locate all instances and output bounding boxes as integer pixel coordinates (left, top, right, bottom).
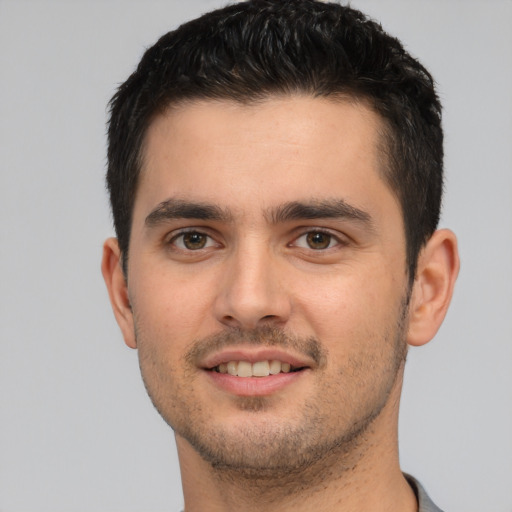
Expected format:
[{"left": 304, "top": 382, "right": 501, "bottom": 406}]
[
  {"left": 215, "top": 360, "right": 298, "bottom": 377},
  {"left": 269, "top": 360, "right": 281, "bottom": 375},
  {"left": 227, "top": 361, "right": 238, "bottom": 376},
  {"left": 237, "top": 361, "right": 252, "bottom": 378},
  {"left": 252, "top": 361, "right": 270, "bottom": 377}
]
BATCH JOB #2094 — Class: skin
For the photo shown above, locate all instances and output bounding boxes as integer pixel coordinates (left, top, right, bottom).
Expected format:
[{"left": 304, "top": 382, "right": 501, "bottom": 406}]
[{"left": 102, "top": 96, "right": 459, "bottom": 512}]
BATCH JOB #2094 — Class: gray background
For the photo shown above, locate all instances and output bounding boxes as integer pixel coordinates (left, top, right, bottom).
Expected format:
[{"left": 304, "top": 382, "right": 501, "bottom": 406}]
[{"left": 1, "top": 1, "right": 511, "bottom": 511}]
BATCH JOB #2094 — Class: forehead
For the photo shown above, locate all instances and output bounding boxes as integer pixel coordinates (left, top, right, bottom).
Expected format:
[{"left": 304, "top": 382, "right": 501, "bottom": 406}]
[{"left": 136, "top": 95, "right": 398, "bottom": 223}]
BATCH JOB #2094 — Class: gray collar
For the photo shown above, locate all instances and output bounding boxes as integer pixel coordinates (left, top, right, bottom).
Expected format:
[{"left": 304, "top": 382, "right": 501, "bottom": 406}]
[{"left": 405, "top": 474, "right": 445, "bottom": 512}]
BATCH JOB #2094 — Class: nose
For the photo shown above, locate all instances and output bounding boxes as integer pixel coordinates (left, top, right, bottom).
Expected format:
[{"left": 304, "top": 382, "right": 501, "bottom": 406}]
[{"left": 213, "top": 242, "right": 291, "bottom": 330}]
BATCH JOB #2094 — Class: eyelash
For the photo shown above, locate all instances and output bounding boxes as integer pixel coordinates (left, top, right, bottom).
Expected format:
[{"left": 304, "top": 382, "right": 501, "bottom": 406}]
[
  {"left": 166, "top": 228, "right": 346, "bottom": 253},
  {"left": 290, "top": 229, "right": 345, "bottom": 251},
  {"left": 167, "top": 229, "right": 219, "bottom": 251}
]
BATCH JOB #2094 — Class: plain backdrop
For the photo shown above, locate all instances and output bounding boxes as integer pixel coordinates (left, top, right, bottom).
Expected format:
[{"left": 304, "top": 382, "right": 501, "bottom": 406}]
[{"left": 1, "top": 1, "right": 511, "bottom": 511}]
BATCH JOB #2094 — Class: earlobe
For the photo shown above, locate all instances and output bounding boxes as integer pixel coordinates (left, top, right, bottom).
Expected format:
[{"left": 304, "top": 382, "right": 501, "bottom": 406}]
[
  {"left": 407, "top": 229, "right": 460, "bottom": 347},
  {"left": 101, "top": 238, "right": 137, "bottom": 349}
]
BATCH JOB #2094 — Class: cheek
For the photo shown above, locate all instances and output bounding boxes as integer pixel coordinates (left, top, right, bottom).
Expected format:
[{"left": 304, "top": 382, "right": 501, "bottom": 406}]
[
  {"left": 130, "top": 268, "right": 218, "bottom": 346},
  {"left": 292, "top": 264, "right": 403, "bottom": 347}
]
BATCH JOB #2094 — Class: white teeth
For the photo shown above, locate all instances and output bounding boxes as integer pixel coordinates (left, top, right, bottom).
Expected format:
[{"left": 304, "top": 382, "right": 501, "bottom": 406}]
[
  {"left": 252, "top": 361, "right": 270, "bottom": 377},
  {"left": 237, "top": 361, "right": 252, "bottom": 378},
  {"left": 269, "top": 360, "right": 281, "bottom": 375},
  {"left": 227, "top": 361, "right": 238, "bottom": 376},
  {"left": 216, "top": 360, "right": 297, "bottom": 377}
]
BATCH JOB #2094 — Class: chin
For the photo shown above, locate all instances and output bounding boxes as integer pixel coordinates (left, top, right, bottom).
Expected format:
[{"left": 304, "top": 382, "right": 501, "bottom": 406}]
[{"left": 170, "top": 398, "right": 384, "bottom": 481}]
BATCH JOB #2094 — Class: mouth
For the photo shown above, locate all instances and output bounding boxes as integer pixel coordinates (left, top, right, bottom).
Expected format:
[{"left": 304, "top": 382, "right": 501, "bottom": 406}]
[
  {"left": 209, "top": 359, "right": 308, "bottom": 377},
  {"left": 201, "top": 348, "right": 312, "bottom": 396}
]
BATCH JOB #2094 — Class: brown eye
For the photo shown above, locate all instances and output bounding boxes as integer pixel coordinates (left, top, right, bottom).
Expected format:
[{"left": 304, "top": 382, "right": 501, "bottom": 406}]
[
  {"left": 306, "top": 232, "right": 332, "bottom": 250},
  {"left": 183, "top": 232, "right": 207, "bottom": 250},
  {"left": 173, "top": 231, "right": 212, "bottom": 250}
]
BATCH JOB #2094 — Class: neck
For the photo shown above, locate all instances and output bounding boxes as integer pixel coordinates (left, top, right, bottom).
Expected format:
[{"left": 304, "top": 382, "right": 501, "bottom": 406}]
[{"left": 176, "top": 378, "right": 417, "bottom": 512}]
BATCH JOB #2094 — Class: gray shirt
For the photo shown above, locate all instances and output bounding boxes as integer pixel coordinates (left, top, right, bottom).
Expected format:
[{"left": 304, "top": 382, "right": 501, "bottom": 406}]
[{"left": 406, "top": 474, "right": 444, "bottom": 512}]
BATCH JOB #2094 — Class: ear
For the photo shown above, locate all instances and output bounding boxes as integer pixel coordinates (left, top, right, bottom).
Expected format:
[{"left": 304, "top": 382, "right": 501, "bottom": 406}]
[
  {"left": 407, "top": 229, "right": 460, "bottom": 347},
  {"left": 101, "top": 238, "right": 137, "bottom": 349}
]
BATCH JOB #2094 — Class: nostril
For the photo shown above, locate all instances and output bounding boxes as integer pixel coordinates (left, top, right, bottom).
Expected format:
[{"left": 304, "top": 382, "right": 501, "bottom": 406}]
[{"left": 221, "top": 315, "right": 237, "bottom": 325}]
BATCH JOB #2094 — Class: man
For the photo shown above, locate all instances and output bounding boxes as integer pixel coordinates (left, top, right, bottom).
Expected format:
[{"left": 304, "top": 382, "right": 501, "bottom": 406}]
[{"left": 102, "top": 1, "right": 459, "bottom": 510}]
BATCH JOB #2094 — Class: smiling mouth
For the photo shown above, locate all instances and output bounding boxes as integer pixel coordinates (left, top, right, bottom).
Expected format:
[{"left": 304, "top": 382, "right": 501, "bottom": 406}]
[{"left": 209, "top": 360, "right": 307, "bottom": 377}]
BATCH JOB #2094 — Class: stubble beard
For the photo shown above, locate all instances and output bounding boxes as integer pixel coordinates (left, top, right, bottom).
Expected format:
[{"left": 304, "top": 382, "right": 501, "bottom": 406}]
[{"left": 135, "top": 297, "right": 410, "bottom": 488}]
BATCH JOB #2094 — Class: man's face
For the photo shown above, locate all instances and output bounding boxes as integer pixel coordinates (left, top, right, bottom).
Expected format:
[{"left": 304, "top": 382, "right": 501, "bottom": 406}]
[{"left": 122, "top": 96, "right": 411, "bottom": 473}]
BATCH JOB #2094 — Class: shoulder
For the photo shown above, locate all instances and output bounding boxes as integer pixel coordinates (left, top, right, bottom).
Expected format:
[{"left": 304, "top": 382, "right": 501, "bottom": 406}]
[{"left": 404, "top": 473, "right": 445, "bottom": 512}]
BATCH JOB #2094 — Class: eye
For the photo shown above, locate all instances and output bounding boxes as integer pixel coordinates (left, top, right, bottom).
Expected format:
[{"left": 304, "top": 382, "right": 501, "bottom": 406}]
[
  {"left": 293, "top": 231, "right": 339, "bottom": 250},
  {"left": 171, "top": 231, "right": 215, "bottom": 250}
]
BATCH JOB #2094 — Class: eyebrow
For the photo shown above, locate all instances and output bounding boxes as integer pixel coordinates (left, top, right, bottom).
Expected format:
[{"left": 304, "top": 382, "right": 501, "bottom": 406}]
[
  {"left": 268, "top": 199, "right": 374, "bottom": 227},
  {"left": 145, "top": 198, "right": 232, "bottom": 227},
  {"left": 145, "top": 197, "right": 374, "bottom": 230}
]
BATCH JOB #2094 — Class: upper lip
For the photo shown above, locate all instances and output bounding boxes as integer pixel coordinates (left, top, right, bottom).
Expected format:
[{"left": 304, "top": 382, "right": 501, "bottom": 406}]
[{"left": 201, "top": 346, "right": 315, "bottom": 370}]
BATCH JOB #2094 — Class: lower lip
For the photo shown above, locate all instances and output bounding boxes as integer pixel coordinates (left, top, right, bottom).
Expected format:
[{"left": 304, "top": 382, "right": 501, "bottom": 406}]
[{"left": 205, "top": 370, "right": 307, "bottom": 396}]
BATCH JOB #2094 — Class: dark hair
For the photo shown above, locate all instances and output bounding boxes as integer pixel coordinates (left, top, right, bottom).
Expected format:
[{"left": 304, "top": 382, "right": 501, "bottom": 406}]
[{"left": 107, "top": 0, "right": 443, "bottom": 281}]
